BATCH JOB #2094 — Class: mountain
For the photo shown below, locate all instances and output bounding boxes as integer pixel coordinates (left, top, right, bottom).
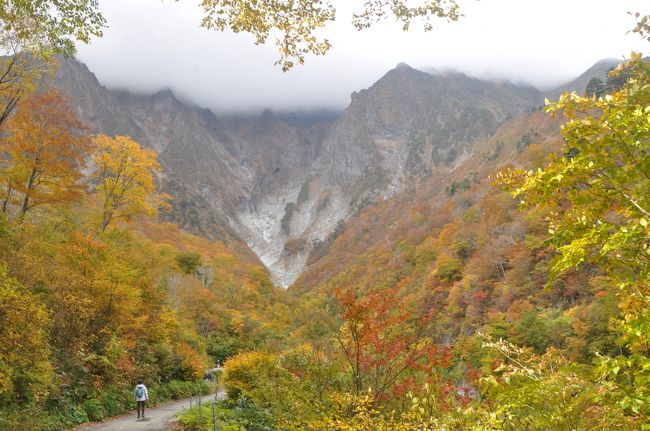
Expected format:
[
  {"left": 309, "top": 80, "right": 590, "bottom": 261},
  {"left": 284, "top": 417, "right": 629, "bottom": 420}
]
[
  {"left": 314, "top": 64, "right": 541, "bottom": 185},
  {"left": 55, "top": 60, "right": 249, "bottom": 244},
  {"left": 548, "top": 58, "right": 619, "bottom": 100},
  {"left": 293, "top": 108, "right": 564, "bottom": 292},
  {"left": 53, "top": 58, "right": 585, "bottom": 286}
]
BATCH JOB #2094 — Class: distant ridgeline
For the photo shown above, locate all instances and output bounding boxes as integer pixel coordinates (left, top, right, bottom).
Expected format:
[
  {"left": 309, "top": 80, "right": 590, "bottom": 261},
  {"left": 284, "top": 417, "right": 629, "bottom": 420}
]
[{"left": 52, "top": 57, "right": 611, "bottom": 287}]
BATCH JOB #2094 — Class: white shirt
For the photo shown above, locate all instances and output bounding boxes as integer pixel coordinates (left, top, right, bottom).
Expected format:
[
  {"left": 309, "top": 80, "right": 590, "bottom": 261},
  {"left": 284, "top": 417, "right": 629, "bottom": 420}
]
[{"left": 134, "top": 384, "right": 149, "bottom": 401}]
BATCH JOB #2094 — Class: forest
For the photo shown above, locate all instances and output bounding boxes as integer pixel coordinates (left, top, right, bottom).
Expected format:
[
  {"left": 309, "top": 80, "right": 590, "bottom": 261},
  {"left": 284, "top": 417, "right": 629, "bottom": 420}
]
[
  {"left": 0, "top": 90, "right": 301, "bottom": 429},
  {"left": 0, "top": 1, "right": 649, "bottom": 430}
]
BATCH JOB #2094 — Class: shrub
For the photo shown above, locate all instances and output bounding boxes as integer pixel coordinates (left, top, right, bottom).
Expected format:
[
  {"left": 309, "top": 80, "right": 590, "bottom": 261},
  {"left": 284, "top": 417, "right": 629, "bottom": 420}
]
[
  {"left": 222, "top": 352, "right": 277, "bottom": 400},
  {"left": 82, "top": 398, "right": 107, "bottom": 422},
  {"left": 176, "top": 251, "right": 202, "bottom": 274}
]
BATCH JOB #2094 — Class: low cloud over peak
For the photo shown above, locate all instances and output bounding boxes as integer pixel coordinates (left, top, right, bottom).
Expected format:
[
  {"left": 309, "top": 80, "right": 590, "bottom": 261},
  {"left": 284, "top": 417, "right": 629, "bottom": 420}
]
[{"left": 76, "top": 0, "right": 646, "bottom": 113}]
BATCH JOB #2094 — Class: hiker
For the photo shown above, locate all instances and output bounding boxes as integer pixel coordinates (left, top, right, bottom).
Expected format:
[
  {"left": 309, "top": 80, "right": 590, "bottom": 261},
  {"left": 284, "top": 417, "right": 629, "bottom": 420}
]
[{"left": 134, "top": 380, "right": 149, "bottom": 419}]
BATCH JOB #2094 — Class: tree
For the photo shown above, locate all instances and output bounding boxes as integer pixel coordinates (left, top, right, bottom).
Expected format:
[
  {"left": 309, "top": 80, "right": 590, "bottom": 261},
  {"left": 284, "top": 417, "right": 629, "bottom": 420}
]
[
  {"left": 176, "top": 251, "right": 202, "bottom": 275},
  {"left": 334, "top": 287, "right": 451, "bottom": 401},
  {"left": 1, "top": 90, "right": 88, "bottom": 218},
  {"left": 0, "top": 1, "right": 105, "bottom": 131},
  {"left": 92, "top": 135, "right": 170, "bottom": 232},
  {"left": 479, "top": 335, "right": 639, "bottom": 430},
  {"left": 497, "top": 52, "right": 650, "bottom": 418},
  {"left": 0, "top": 155, "right": 20, "bottom": 214},
  {"left": 0, "top": 39, "right": 49, "bottom": 132},
  {"left": 0, "top": 0, "right": 105, "bottom": 58},
  {"left": 0, "top": 263, "right": 52, "bottom": 402},
  {"left": 585, "top": 77, "right": 605, "bottom": 98}
]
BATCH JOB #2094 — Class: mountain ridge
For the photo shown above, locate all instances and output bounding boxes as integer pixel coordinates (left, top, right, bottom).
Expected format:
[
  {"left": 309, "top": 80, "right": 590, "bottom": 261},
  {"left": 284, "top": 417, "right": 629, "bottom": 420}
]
[{"left": 52, "top": 57, "right": 612, "bottom": 286}]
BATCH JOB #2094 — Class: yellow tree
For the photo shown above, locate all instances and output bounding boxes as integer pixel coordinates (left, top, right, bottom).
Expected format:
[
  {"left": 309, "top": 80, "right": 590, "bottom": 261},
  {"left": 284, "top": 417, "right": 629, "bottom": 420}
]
[
  {"left": 0, "top": 41, "right": 49, "bottom": 132},
  {"left": 0, "top": 264, "right": 52, "bottom": 402},
  {"left": 497, "top": 53, "right": 650, "bottom": 421},
  {"left": 92, "top": 135, "right": 170, "bottom": 232},
  {"left": 2, "top": 89, "right": 88, "bottom": 219}
]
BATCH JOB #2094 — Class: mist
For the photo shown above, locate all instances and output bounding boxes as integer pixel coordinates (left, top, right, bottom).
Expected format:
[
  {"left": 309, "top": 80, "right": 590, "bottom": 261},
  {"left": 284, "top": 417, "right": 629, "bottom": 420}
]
[{"left": 76, "top": 0, "right": 647, "bottom": 113}]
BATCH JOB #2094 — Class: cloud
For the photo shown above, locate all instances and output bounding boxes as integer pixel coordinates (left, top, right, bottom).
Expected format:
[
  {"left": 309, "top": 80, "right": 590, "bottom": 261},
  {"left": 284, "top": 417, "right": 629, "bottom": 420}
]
[{"left": 76, "top": 0, "right": 648, "bottom": 112}]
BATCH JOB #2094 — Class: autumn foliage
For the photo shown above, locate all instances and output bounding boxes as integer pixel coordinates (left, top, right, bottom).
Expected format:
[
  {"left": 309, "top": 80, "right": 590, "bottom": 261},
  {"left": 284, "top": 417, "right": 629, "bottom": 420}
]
[
  {"left": 1, "top": 90, "right": 88, "bottom": 217},
  {"left": 334, "top": 287, "right": 451, "bottom": 401},
  {"left": 2, "top": 14, "right": 650, "bottom": 431},
  {"left": 92, "top": 134, "right": 170, "bottom": 232}
]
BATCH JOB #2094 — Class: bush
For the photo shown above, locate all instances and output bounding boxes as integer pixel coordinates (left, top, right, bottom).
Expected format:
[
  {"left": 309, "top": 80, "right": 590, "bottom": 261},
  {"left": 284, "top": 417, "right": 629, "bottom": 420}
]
[
  {"left": 283, "top": 238, "right": 307, "bottom": 254},
  {"left": 155, "top": 380, "right": 211, "bottom": 401},
  {"left": 176, "top": 251, "right": 202, "bottom": 274},
  {"left": 82, "top": 398, "right": 107, "bottom": 422},
  {"left": 222, "top": 352, "right": 277, "bottom": 400},
  {"left": 177, "top": 398, "right": 273, "bottom": 431},
  {"left": 0, "top": 405, "right": 64, "bottom": 431},
  {"left": 99, "top": 386, "right": 133, "bottom": 416}
]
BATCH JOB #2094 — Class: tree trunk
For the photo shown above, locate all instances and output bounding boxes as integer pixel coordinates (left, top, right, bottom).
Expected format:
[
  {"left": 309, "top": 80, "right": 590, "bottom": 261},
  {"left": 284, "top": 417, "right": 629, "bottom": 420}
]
[
  {"left": 1, "top": 184, "right": 13, "bottom": 213},
  {"left": 0, "top": 56, "right": 22, "bottom": 132},
  {"left": 100, "top": 209, "right": 113, "bottom": 232},
  {"left": 19, "top": 168, "right": 37, "bottom": 219}
]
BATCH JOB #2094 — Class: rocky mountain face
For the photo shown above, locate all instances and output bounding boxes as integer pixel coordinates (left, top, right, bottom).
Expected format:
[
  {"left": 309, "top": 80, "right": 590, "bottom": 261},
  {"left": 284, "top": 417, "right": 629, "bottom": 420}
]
[{"left": 54, "top": 59, "right": 551, "bottom": 286}]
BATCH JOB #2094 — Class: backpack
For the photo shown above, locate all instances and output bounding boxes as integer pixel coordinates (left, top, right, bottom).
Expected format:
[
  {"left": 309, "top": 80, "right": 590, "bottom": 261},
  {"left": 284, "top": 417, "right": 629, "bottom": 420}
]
[{"left": 136, "top": 386, "right": 144, "bottom": 398}]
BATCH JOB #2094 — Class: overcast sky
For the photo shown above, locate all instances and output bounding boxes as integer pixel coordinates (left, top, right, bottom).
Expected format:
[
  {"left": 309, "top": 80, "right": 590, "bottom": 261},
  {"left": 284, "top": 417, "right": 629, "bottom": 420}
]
[{"left": 76, "top": 0, "right": 648, "bottom": 113}]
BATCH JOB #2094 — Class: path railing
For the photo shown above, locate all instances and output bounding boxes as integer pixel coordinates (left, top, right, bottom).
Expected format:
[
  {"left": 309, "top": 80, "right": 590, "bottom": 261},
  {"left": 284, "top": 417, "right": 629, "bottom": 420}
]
[{"left": 188, "top": 384, "right": 222, "bottom": 430}]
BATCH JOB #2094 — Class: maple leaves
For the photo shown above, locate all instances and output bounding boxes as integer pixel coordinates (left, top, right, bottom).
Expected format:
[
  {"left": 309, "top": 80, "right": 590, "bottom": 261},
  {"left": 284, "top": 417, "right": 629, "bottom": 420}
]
[{"left": 334, "top": 287, "right": 451, "bottom": 401}]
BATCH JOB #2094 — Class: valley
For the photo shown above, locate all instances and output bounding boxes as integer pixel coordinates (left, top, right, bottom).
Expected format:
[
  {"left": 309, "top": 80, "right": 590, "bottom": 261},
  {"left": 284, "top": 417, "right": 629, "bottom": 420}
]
[{"left": 54, "top": 58, "right": 607, "bottom": 287}]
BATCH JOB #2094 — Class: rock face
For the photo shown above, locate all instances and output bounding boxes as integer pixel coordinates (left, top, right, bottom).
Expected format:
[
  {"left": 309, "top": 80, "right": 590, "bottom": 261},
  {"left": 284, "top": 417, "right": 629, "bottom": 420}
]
[{"left": 54, "top": 59, "right": 544, "bottom": 286}]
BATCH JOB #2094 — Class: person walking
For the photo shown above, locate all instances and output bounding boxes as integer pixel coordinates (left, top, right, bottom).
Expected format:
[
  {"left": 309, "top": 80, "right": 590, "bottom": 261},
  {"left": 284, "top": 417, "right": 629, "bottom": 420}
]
[{"left": 134, "top": 380, "right": 149, "bottom": 419}]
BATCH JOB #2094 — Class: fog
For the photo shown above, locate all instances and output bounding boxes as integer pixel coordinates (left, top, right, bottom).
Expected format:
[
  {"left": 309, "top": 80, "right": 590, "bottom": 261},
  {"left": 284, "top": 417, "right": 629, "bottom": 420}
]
[{"left": 76, "top": 0, "right": 648, "bottom": 113}]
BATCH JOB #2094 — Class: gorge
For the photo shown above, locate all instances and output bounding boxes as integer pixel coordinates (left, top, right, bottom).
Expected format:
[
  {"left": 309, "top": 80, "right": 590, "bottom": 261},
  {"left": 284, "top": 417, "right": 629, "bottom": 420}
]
[{"left": 54, "top": 57, "right": 615, "bottom": 286}]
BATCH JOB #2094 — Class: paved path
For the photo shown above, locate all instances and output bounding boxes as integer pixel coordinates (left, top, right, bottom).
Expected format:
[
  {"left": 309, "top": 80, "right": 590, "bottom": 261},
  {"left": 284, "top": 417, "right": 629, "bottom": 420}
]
[{"left": 74, "top": 392, "right": 224, "bottom": 431}]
